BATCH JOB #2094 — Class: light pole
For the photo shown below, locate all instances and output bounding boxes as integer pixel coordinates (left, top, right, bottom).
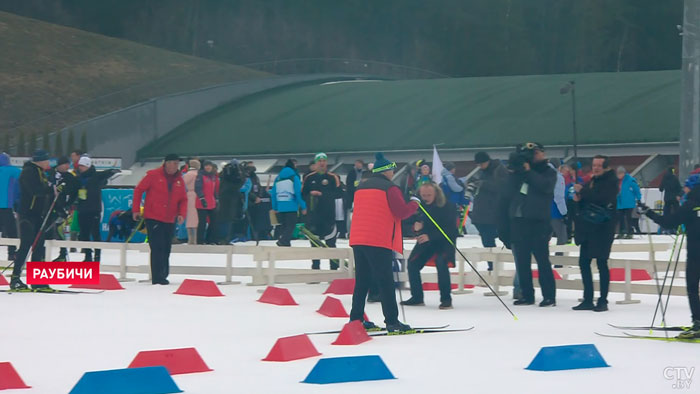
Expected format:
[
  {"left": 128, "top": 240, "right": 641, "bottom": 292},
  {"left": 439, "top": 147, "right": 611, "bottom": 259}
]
[{"left": 560, "top": 80, "right": 579, "bottom": 179}]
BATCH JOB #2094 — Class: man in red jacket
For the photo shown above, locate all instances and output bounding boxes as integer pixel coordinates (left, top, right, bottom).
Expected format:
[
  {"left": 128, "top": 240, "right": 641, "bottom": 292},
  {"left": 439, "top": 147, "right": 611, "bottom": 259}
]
[
  {"left": 349, "top": 152, "right": 420, "bottom": 333},
  {"left": 133, "top": 154, "right": 187, "bottom": 285}
]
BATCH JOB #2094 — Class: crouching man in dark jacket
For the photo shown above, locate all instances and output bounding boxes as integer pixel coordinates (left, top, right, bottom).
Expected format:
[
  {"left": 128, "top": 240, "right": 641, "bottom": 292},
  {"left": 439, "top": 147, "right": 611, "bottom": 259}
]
[{"left": 401, "top": 182, "right": 457, "bottom": 310}]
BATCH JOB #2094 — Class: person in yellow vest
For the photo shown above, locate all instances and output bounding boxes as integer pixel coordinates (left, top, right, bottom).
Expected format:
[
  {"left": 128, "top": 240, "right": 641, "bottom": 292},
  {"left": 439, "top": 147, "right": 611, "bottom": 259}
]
[{"left": 349, "top": 152, "right": 420, "bottom": 333}]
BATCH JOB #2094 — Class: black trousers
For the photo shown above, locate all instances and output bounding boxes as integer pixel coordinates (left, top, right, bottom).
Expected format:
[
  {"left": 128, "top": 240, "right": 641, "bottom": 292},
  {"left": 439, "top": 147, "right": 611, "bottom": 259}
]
[
  {"left": 578, "top": 244, "right": 610, "bottom": 303},
  {"left": 0, "top": 208, "right": 18, "bottom": 256},
  {"left": 276, "top": 211, "right": 297, "bottom": 246},
  {"left": 474, "top": 222, "right": 498, "bottom": 270},
  {"left": 146, "top": 219, "right": 175, "bottom": 284},
  {"left": 311, "top": 236, "right": 338, "bottom": 270},
  {"left": 513, "top": 238, "right": 556, "bottom": 302},
  {"left": 687, "top": 259, "right": 700, "bottom": 322},
  {"left": 408, "top": 243, "right": 452, "bottom": 303},
  {"left": 12, "top": 215, "right": 46, "bottom": 279},
  {"left": 197, "top": 209, "right": 216, "bottom": 244},
  {"left": 617, "top": 208, "right": 633, "bottom": 236},
  {"left": 350, "top": 245, "right": 399, "bottom": 325},
  {"left": 662, "top": 200, "right": 680, "bottom": 233},
  {"left": 79, "top": 211, "right": 102, "bottom": 260}
]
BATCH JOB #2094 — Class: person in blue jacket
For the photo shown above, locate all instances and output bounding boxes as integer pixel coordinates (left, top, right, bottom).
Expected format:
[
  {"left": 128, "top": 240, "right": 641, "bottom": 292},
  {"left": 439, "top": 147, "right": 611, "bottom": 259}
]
[
  {"left": 616, "top": 166, "right": 641, "bottom": 239},
  {"left": 0, "top": 153, "right": 20, "bottom": 260},
  {"left": 271, "top": 160, "right": 307, "bottom": 246}
]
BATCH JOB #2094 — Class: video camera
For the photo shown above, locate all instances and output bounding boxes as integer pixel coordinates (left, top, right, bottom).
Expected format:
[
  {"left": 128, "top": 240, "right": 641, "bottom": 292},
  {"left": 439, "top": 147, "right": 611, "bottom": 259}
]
[{"left": 507, "top": 142, "right": 544, "bottom": 171}]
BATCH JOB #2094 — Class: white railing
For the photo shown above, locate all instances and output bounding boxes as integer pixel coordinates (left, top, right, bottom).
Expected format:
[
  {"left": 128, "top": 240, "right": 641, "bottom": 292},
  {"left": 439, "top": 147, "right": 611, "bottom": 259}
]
[{"left": 0, "top": 238, "right": 685, "bottom": 304}]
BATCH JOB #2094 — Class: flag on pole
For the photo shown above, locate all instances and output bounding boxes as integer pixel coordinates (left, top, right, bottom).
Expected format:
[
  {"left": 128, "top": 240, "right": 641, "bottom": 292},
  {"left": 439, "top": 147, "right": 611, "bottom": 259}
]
[{"left": 432, "top": 145, "right": 444, "bottom": 185}]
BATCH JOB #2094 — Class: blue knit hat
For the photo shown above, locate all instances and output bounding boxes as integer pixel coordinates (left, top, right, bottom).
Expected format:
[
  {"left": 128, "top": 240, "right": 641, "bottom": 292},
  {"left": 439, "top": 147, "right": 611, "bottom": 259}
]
[
  {"left": 372, "top": 152, "right": 396, "bottom": 173},
  {"left": 32, "top": 149, "right": 49, "bottom": 162},
  {"left": 685, "top": 174, "right": 700, "bottom": 189}
]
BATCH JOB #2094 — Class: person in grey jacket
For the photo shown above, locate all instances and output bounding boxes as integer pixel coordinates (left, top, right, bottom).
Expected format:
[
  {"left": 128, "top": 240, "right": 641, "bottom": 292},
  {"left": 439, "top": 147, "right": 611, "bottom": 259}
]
[{"left": 549, "top": 159, "right": 568, "bottom": 256}]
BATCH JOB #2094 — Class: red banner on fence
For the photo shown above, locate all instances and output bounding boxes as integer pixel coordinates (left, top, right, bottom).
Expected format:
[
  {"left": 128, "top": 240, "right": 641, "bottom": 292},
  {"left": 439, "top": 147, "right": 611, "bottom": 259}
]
[{"left": 26, "top": 262, "right": 100, "bottom": 285}]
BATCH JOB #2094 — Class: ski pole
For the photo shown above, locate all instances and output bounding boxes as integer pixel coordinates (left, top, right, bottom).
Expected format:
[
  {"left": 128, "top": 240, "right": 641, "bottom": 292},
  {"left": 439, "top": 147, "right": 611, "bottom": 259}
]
[
  {"left": 393, "top": 254, "right": 407, "bottom": 323},
  {"left": 648, "top": 227, "right": 682, "bottom": 334},
  {"left": 125, "top": 217, "right": 146, "bottom": 243},
  {"left": 643, "top": 213, "right": 669, "bottom": 329},
  {"left": 418, "top": 203, "right": 518, "bottom": 320},
  {"left": 661, "top": 232, "right": 685, "bottom": 336},
  {"left": 2, "top": 192, "right": 61, "bottom": 276}
]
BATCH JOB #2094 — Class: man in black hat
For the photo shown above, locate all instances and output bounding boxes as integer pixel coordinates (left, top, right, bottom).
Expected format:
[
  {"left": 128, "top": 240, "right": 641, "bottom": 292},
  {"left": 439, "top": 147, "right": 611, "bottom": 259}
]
[
  {"left": 469, "top": 151, "right": 508, "bottom": 271},
  {"left": 48, "top": 156, "right": 79, "bottom": 261},
  {"left": 10, "top": 150, "right": 54, "bottom": 290},
  {"left": 133, "top": 154, "right": 187, "bottom": 284}
]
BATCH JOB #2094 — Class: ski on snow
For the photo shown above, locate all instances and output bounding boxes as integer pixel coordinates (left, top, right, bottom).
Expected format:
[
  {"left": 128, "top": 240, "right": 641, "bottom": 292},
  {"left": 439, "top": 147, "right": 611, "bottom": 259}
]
[
  {"left": 306, "top": 324, "right": 450, "bottom": 336},
  {"left": 369, "top": 326, "right": 474, "bottom": 337},
  {"left": 1, "top": 288, "right": 105, "bottom": 294},
  {"left": 607, "top": 323, "right": 690, "bottom": 332},
  {"left": 595, "top": 332, "right": 700, "bottom": 343}
]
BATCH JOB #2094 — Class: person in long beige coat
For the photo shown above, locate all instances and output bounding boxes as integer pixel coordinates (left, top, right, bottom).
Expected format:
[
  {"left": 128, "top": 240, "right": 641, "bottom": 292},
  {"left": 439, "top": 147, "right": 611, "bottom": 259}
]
[{"left": 182, "top": 160, "right": 201, "bottom": 244}]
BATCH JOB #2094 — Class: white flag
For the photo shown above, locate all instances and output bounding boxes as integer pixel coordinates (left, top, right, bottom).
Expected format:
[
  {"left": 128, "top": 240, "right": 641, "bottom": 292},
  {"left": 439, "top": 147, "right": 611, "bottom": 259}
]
[{"left": 432, "top": 145, "right": 443, "bottom": 185}]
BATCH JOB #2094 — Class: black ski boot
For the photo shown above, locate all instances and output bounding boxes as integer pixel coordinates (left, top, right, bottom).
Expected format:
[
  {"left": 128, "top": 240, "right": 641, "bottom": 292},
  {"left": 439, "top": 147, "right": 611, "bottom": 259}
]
[
  {"left": 439, "top": 300, "right": 453, "bottom": 310},
  {"left": 386, "top": 321, "right": 414, "bottom": 334},
  {"left": 514, "top": 298, "right": 534, "bottom": 306},
  {"left": 572, "top": 301, "right": 595, "bottom": 310},
  {"left": 539, "top": 298, "right": 556, "bottom": 307},
  {"left": 9, "top": 276, "right": 28, "bottom": 291},
  {"left": 593, "top": 299, "right": 608, "bottom": 312},
  {"left": 361, "top": 320, "right": 381, "bottom": 332},
  {"left": 677, "top": 320, "right": 700, "bottom": 340},
  {"left": 400, "top": 297, "right": 425, "bottom": 306}
]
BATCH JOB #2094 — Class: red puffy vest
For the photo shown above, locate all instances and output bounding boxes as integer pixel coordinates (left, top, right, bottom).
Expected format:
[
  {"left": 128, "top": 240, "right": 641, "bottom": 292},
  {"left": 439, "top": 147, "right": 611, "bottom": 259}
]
[{"left": 349, "top": 176, "right": 403, "bottom": 253}]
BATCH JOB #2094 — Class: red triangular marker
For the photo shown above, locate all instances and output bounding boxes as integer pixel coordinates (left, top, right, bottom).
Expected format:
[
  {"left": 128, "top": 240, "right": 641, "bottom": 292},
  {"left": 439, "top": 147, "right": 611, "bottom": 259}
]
[
  {"left": 257, "top": 286, "right": 298, "bottom": 305},
  {"left": 316, "top": 296, "right": 349, "bottom": 317},
  {"left": 0, "top": 362, "right": 31, "bottom": 390},
  {"left": 174, "top": 279, "right": 224, "bottom": 297},
  {"left": 332, "top": 320, "right": 371, "bottom": 345},
  {"left": 323, "top": 279, "right": 355, "bottom": 295},
  {"left": 128, "top": 347, "right": 212, "bottom": 375},
  {"left": 70, "top": 274, "right": 124, "bottom": 290},
  {"left": 262, "top": 335, "right": 321, "bottom": 362}
]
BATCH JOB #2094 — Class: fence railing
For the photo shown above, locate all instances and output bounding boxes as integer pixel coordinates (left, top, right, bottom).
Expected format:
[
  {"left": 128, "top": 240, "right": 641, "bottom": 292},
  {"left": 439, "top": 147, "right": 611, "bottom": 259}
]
[{"left": 0, "top": 238, "right": 684, "bottom": 305}]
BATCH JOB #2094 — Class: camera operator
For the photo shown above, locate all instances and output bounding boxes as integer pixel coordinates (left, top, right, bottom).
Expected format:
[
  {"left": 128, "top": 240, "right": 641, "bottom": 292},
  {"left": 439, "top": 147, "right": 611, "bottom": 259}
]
[{"left": 498, "top": 143, "right": 557, "bottom": 307}]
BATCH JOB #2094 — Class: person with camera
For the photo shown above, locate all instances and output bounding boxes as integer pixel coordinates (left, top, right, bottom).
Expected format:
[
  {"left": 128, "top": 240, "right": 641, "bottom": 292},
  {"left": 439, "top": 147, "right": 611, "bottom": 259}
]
[
  {"left": 571, "top": 155, "right": 618, "bottom": 312},
  {"left": 498, "top": 143, "right": 557, "bottom": 307},
  {"left": 468, "top": 151, "right": 508, "bottom": 271}
]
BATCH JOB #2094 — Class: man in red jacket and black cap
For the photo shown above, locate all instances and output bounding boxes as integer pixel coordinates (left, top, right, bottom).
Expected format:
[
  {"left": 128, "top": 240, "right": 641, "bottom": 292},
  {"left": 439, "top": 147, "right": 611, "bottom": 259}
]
[
  {"left": 349, "top": 152, "right": 420, "bottom": 333},
  {"left": 133, "top": 154, "right": 187, "bottom": 285}
]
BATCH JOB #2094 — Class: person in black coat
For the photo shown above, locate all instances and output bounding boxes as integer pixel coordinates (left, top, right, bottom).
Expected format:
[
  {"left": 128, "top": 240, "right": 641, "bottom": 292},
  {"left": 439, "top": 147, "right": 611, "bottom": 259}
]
[
  {"left": 469, "top": 152, "right": 507, "bottom": 271},
  {"left": 48, "top": 156, "right": 79, "bottom": 261},
  {"left": 498, "top": 143, "right": 557, "bottom": 307},
  {"left": 401, "top": 182, "right": 457, "bottom": 309},
  {"left": 571, "top": 155, "right": 619, "bottom": 312},
  {"left": 302, "top": 153, "right": 342, "bottom": 269},
  {"left": 217, "top": 159, "right": 245, "bottom": 244},
  {"left": 10, "top": 150, "right": 53, "bottom": 290},
  {"left": 659, "top": 167, "right": 682, "bottom": 233},
  {"left": 641, "top": 183, "right": 700, "bottom": 338},
  {"left": 75, "top": 156, "right": 119, "bottom": 261}
]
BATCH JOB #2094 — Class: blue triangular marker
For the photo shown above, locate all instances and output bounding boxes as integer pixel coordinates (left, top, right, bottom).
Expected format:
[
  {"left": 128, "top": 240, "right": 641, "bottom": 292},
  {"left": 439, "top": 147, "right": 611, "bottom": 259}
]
[
  {"left": 69, "top": 366, "right": 182, "bottom": 394},
  {"left": 302, "top": 355, "right": 396, "bottom": 384},
  {"left": 526, "top": 344, "right": 610, "bottom": 371}
]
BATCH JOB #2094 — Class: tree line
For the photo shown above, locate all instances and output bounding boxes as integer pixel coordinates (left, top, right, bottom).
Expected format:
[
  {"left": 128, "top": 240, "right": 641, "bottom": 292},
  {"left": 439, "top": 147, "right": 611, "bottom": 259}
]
[
  {"left": 0, "top": 0, "right": 684, "bottom": 77},
  {"left": 5, "top": 129, "right": 88, "bottom": 158}
]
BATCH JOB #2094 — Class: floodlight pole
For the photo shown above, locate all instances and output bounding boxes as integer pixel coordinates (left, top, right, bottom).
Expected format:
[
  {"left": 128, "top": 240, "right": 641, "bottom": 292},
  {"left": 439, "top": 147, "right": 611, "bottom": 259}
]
[
  {"left": 680, "top": 0, "right": 700, "bottom": 181},
  {"left": 561, "top": 80, "right": 579, "bottom": 180}
]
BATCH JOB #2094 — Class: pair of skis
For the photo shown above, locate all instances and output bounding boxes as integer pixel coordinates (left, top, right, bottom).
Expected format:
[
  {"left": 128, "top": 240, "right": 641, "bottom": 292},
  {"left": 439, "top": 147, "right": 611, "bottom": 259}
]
[
  {"left": 306, "top": 324, "right": 474, "bottom": 337},
  {"left": 596, "top": 323, "right": 698, "bottom": 343},
  {"left": 1, "top": 288, "right": 104, "bottom": 295}
]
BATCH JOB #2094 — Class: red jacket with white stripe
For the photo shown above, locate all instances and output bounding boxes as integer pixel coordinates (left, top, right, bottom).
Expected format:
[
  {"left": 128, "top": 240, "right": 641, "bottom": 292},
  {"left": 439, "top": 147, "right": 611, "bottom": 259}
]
[{"left": 133, "top": 167, "right": 187, "bottom": 224}]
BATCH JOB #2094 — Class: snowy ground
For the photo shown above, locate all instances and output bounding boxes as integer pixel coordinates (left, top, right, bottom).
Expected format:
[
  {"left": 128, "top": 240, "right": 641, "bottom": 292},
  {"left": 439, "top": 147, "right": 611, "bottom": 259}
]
[{"left": 2, "top": 235, "right": 697, "bottom": 394}]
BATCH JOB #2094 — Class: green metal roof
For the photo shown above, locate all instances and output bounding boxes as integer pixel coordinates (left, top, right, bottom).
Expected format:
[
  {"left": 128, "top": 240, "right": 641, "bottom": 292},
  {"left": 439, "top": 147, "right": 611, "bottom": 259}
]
[{"left": 138, "top": 70, "right": 680, "bottom": 159}]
